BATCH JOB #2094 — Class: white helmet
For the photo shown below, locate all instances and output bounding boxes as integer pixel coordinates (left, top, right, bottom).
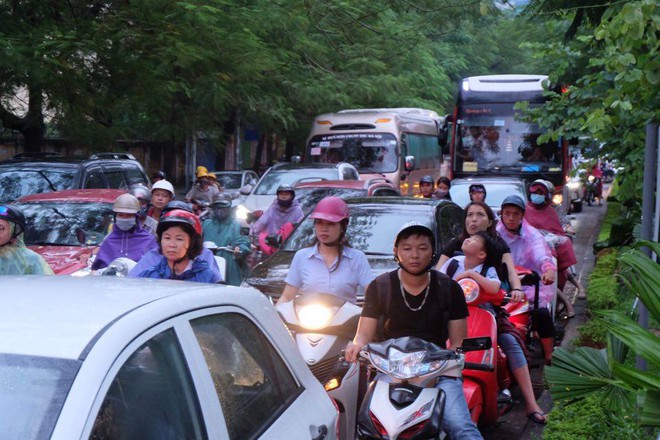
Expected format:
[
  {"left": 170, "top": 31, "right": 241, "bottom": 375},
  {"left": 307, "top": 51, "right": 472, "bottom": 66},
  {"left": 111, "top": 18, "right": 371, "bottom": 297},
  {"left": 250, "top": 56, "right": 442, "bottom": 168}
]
[
  {"left": 151, "top": 180, "right": 175, "bottom": 197},
  {"left": 113, "top": 193, "right": 140, "bottom": 214}
]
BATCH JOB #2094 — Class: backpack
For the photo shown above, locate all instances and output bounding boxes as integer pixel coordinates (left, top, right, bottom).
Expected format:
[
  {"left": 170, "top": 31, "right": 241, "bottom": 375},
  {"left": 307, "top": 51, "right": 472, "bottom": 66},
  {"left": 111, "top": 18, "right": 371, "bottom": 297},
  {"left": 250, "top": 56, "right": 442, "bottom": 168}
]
[{"left": 375, "top": 269, "right": 453, "bottom": 341}]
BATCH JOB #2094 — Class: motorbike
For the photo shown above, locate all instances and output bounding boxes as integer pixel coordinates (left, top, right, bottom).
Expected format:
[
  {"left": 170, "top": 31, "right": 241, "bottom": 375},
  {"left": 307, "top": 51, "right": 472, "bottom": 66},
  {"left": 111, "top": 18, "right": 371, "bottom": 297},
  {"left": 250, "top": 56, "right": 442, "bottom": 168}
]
[
  {"left": 276, "top": 292, "right": 362, "bottom": 440},
  {"left": 356, "top": 336, "right": 492, "bottom": 440},
  {"left": 98, "top": 257, "right": 137, "bottom": 276},
  {"left": 583, "top": 174, "right": 602, "bottom": 206}
]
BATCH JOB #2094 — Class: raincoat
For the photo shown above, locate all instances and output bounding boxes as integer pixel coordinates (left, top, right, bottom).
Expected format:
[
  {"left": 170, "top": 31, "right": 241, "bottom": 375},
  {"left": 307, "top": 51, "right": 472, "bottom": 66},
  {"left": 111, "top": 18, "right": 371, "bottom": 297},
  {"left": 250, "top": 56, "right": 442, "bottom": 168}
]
[
  {"left": 185, "top": 185, "right": 220, "bottom": 204},
  {"left": 202, "top": 216, "right": 251, "bottom": 286},
  {"left": 135, "top": 255, "right": 220, "bottom": 283},
  {"left": 249, "top": 199, "right": 304, "bottom": 235},
  {"left": 496, "top": 219, "right": 556, "bottom": 308},
  {"left": 0, "top": 234, "right": 53, "bottom": 275},
  {"left": 524, "top": 201, "right": 577, "bottom": 271},
  {"left": 92, "top": 223, "right": 158, "bottom": 270},
  {"left": 129, "top": 248, "right": 221, "bottom": 280}
]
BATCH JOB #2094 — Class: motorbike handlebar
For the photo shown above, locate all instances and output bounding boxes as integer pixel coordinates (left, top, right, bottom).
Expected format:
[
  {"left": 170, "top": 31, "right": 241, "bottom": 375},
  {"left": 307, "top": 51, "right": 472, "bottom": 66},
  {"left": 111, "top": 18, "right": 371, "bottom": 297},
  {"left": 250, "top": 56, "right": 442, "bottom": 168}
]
[{"left": 463, "top": 362, "right": 495, "bottom": 372}]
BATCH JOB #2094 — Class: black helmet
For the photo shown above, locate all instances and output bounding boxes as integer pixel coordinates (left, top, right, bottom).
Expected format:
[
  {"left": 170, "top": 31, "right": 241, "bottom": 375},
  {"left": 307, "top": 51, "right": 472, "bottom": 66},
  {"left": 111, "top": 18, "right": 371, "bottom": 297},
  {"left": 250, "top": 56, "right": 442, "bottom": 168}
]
[
  {"left": 276, "top": 184, "right": 295, "bottom": 199},
  {"left": 161, "top": 200, "right": 193, "bottom": 218},
  {"left": 0, "top": 205, "right": 26, "bottom": 238},
  {"left": 469, "top": 183, "right": 487, "bottom": 196},
  {"left": 211, "top": 194, "right": 232, "bottom": 208},
  {"left": 501, "top": 195, "right": 526, "bottom": 212},
  {"left": 152, "top": 170, "right": 166, "bottom": 180},
  {"left": 419, "top": 175, "right": 434, "bottom": 185},
  {"left": 128, "top": 183, "right": 151, "bottom": 203}
]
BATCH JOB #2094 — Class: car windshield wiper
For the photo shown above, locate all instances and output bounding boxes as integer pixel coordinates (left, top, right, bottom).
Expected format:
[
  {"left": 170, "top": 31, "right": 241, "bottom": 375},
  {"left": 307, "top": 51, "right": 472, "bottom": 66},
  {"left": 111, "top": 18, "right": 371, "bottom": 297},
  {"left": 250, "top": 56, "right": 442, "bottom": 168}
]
[
  {"left": 28, "top": 241, "right": 70, "bottom": 246},
  {"left": 37, "top": 171, "right": 57, "bottom": 191},
  {"left": 363, "top": 252, "right": 392, "bottom": 256}
]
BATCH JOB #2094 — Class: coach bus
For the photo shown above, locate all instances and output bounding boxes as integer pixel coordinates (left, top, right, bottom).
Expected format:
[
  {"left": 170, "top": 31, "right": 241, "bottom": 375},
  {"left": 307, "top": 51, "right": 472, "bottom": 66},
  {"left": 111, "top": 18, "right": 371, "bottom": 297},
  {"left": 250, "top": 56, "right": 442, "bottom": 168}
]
[
  {"left": 303, "top": 108, "right": 447, "bottom": 196},
  {"left": 445, "top": 75, "right": 571, "bottom": 206}
]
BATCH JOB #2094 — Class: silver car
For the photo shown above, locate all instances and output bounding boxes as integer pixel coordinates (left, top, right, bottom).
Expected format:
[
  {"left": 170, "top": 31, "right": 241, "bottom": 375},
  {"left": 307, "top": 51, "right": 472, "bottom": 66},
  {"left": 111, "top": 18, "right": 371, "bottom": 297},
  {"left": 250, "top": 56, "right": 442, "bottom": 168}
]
[
  {"left": 1, "top": 276, "right": 338, "bottom": 440},
  {"left": 449, "top": 176, "right": 528, "bottom": 214}
]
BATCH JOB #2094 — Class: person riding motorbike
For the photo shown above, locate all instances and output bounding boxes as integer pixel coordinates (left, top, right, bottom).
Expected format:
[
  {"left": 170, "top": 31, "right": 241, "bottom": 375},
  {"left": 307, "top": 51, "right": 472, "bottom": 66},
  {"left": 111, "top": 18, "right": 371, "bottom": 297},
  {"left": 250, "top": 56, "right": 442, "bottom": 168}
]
[
  {"left": 128, "top": 183, "right": 158, "bottom": 236},
  {"left": 202, "top": 194, "right": 251, "bottom": 286},
  {"left": 418, "top": 175, "right": 435, "bottom": 198},
  {"left": 435, "top": 201, "right": 526, "bottom": 303},
  {"left": 277, "top": 196, "right": 373, "bottom": 305},
  {"left": 148, "top": 180, "right": 175, "bottom": 221},
  {"left": 440, "top": 231, "right": 548, "bottom": 425},
  {"left": 496, "top": 195, "right": 557, "bottom": 365},
  {"left": 151, "top": 170, "right": 166, "bottom": 183},
  {"left": 92, "top": 194, "right": 158, "bottom": 271},
  {"left": 469, "top": 183, "right": 487, "bottom": 203},
  {"left": 129, "top": 201, "right": 221, "bottom": 279},
  {"left": 525, "top": 179, "right": 584, "bottom": 311},
  {"left": 345, "top": 222, "right": 482, "bottom": 439},
  {"left": 434, "top": 176, "right": 452, "bottom": 200},
  {"left": 0, "top": 205, "right": 53, "bottom": 275},
  {"left": 133, "top": 209, "right": 220, "bottom": 283},
  {"left": 185, "top": 169, "right": 220, "bottom": 206},
  {"left": 249, "top": 184, "right": 304, "bottom": 236}
]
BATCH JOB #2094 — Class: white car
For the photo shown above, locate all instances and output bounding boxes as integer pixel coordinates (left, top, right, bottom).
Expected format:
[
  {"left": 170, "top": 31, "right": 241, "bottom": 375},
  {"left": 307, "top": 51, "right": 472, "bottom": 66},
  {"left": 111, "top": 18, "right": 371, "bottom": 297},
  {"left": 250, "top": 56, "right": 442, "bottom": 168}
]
[
  {"left": 235, "top": 162, "right": 360, "bottom": 228},
  {"left": 1, "top": 276, "right": 338, "bottom": 440}
]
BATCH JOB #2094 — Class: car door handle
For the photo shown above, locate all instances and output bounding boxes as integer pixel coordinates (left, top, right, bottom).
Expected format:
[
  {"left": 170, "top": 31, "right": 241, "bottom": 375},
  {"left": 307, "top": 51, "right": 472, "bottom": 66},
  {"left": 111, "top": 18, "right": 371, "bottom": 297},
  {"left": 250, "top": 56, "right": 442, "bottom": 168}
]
[{"left": 311, "top": 425, "right": 328, "bottom": 440}]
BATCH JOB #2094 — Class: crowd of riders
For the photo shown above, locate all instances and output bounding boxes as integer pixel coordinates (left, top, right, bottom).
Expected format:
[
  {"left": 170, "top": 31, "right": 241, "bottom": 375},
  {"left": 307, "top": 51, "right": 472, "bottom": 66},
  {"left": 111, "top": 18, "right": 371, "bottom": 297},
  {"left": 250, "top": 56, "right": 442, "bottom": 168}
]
[{"left": 0, "top": 164, "right": 599, "bottom": 433}]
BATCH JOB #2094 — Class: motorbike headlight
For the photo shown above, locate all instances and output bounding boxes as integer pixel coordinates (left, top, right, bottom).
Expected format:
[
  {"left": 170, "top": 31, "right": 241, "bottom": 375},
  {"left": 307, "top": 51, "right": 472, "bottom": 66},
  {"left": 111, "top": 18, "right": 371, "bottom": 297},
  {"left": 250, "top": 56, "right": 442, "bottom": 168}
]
[
  {"left": 296, "top": 304, "right": 337, "bottom": 330},
  {"left": 552, "top": 193, "right": 563, "bottom": 205},
  {"left": 588, "top": 175, "right": 595, "bottom": 182},
  {"left": 369, "top": 348, "right": 445, "bottom": 379},
  {"left": 458, "top": 278, "right": 480, "bottom": 303},
  {"left": 235, "top": 204, "right": 251, "bottom": 221}
]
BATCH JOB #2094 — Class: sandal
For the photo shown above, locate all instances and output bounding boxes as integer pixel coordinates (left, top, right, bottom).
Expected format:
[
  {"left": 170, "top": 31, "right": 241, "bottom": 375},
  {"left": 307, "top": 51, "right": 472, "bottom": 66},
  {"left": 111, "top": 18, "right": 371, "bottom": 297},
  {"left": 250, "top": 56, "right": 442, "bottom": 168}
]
[
  {"left": 577, "top": 289, "right": 587, "bottom": 300},
  {"left": 527, "top": 411, "right": 548, "bottom": 425}
]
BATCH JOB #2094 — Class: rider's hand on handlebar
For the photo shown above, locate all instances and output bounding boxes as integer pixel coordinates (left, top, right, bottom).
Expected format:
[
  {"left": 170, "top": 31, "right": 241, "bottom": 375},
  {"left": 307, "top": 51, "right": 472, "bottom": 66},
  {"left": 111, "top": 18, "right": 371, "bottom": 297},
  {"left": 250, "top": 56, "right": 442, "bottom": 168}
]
[
  {"left": 542, "top": 269, "right": 556, "bottom": 285},
  {"left": 344, "top": 342, "right": 361, "bottom": 363},
  {"left": 510, "top": 289, "right": 525, "bottom": 302}
]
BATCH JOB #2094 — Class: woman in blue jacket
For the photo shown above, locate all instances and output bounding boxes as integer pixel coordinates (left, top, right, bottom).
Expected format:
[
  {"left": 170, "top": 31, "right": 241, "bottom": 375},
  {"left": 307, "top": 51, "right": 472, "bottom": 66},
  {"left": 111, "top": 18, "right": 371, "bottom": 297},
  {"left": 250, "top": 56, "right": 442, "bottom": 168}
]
[{"left": 135, "top": 209, "right": 219, "bottom": 283}]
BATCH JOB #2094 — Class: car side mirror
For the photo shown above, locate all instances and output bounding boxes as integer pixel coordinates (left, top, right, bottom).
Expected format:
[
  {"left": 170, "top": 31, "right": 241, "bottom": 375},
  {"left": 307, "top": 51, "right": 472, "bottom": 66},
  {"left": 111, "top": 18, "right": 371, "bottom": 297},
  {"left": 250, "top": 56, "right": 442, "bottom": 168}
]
[
  {"left": 239, "top": 184, "right": 253, "bottom": 195},
  {"left": 291, "top": 155, "right": 302, "bottom": 164},
  {"left": 404, "top": 155, "right": 416, "bottom": 172}
]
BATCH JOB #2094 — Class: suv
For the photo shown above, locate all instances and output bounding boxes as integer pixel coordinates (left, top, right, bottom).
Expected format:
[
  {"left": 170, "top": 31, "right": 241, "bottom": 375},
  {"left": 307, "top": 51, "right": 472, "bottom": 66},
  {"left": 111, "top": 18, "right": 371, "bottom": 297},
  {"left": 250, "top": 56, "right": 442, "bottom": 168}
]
[{"left": 0, "top": 152, "right": 149, "bottom": 203}]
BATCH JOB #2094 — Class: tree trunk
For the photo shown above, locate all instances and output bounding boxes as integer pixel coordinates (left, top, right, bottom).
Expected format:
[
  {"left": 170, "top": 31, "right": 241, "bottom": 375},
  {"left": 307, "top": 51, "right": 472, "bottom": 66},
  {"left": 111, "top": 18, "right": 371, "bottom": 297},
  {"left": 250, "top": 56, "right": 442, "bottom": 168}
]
[
  {"left": 0, "top": 85, "right": 45, "bottom": 152},
  {"left": 253, "top": 134, "right": 266, "bottom": 172}
]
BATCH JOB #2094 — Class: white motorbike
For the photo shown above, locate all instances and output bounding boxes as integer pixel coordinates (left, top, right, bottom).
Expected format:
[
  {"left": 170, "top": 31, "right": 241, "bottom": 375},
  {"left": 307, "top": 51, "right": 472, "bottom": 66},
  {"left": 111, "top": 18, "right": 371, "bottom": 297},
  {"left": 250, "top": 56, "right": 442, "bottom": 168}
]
[
  {"left": 203, "top": 241, "right": 231, "bottom": 282},
  {"left": 357, "top": 336, "right": 491, "bottom": 440},
  {"left": 276, "top": 292, "right": 362, "bottom": 440},
  {"left": 98, "top": 257, "right": 137, "bottom": 276}
]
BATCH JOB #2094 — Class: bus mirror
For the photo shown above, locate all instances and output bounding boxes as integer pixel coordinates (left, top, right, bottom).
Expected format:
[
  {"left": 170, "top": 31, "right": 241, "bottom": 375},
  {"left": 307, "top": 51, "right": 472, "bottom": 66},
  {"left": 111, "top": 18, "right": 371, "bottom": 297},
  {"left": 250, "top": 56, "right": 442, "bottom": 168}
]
[
  {"left": 438, "top": 128, "right": 448, "bottom": 149},
  {"left": 404, "top": 155, "right": 416, "bottom": 172},
  {"left": 291, "top": 155, "right": 302, "bottom": 163}
]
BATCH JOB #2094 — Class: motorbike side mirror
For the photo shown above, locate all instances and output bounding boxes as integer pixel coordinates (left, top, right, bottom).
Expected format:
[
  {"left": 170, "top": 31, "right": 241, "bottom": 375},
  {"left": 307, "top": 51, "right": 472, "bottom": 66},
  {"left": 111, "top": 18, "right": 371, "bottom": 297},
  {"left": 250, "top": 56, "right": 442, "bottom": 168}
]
[{"left": 459, "top": 336, "right": 492, "bottom": 352}]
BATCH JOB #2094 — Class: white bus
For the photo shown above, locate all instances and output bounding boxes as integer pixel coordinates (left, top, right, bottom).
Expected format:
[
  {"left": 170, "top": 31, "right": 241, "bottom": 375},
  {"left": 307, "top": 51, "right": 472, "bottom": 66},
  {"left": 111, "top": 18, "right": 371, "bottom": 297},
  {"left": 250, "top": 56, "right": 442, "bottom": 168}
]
[{"left": 303, "top": 108, "right": 447, "bottom": 195}]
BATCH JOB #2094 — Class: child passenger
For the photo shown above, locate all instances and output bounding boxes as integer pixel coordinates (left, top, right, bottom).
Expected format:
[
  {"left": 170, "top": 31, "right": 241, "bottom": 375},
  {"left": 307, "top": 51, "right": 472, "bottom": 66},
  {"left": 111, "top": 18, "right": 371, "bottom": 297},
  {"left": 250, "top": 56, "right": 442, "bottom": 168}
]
[{"left": 440, "top": 231, "right": 548, "bottom": 425}]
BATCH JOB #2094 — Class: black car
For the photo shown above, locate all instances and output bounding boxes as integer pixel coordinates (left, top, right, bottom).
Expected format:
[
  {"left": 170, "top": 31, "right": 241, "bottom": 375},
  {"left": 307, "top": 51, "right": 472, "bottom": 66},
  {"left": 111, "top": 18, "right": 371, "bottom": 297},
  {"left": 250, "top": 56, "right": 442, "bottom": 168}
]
[
  {"left": 243, "top": 197, "right": 464, "bottom": 302},
  {"left": 0, "top": 152, "right": 149, "bottom": 203}
]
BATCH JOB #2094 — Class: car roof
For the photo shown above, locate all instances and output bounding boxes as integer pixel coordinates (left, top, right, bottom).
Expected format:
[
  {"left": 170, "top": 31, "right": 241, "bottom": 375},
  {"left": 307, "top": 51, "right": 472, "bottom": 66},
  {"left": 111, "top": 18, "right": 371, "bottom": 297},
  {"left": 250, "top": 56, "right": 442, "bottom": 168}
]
[
  {"left": 15, "top": 188, "right": 127, "bottom": 203},
  {"left": 295, "top": 180, "right": 365, "bottom": 190},
  {"left": 0, "top": 155, "right": 139, "bottom": 166},
  {"left": 344, "top": 196, "right": 448, "bottom": 208},
  {"left": 269, "top": 162, "right": 349, "bottom": 171},
  {"left": 450, "top": 176, "right": 527, "bottom": 185},
  {"left": 0, "top": 277, "right": 262, "bottom": 360}
]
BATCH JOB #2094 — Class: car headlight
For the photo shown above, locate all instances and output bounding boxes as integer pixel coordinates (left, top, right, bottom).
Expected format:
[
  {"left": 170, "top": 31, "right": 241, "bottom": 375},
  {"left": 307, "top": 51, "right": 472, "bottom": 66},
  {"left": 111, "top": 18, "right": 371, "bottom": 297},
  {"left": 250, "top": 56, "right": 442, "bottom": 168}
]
[
  {"left": 368, "top": 348, "right": 446, "bottom": 379},
  {"left": 296, "top": 304, "right": 337, "bottom": 330},
  {"left": 552, "top": 193, "right": 563, "bottom": 205},
  {"left": 458, "top": 278, "right": 480, "bottom": 303},
  {"left": 235, "top": 204, "right": 251, "bottom": 221}
]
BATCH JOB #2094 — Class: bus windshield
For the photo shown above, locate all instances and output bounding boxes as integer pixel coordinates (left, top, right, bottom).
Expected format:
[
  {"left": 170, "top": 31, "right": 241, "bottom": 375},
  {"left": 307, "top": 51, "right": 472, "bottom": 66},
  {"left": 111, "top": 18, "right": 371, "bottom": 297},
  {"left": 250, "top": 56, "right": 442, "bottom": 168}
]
[
  {"left": 307, "top": 133, "right": 398, "bottom": 174},
  {"left": 454, "top": 103, "right": 562, "bottom": 174}
]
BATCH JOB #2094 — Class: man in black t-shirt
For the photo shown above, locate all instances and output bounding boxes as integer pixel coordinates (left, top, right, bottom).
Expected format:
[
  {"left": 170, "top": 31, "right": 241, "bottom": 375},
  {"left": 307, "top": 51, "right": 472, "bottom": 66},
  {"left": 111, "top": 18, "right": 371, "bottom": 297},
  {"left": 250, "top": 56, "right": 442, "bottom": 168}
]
[{"left": 345, "top": 222, "right": 483, "bottom": 440}]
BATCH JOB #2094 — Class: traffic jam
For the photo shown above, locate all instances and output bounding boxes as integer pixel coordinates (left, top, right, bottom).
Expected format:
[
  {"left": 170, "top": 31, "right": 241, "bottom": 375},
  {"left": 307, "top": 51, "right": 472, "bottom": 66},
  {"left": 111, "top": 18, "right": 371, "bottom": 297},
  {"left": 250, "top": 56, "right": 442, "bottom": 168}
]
[{"left": 2, "top": 75, "right": 607, "bottom": 440}]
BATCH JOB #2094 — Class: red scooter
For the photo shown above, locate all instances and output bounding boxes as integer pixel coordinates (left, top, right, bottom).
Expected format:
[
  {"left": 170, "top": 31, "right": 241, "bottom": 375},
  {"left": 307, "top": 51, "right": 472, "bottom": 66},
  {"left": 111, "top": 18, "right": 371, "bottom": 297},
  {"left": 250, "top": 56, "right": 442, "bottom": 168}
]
[{"left": 459, "top": 268, "right": 540, "bottom": 426}]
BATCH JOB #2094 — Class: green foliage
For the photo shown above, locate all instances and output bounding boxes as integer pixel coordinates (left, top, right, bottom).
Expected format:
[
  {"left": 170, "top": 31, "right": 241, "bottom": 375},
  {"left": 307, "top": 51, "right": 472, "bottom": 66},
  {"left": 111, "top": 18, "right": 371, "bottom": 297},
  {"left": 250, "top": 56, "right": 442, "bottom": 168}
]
[
  {"left": 545, "top": 240, "right": 660, "bottom": 428},
  {"left": 521, "top": 0, "right": 659, "bottom": 209}
]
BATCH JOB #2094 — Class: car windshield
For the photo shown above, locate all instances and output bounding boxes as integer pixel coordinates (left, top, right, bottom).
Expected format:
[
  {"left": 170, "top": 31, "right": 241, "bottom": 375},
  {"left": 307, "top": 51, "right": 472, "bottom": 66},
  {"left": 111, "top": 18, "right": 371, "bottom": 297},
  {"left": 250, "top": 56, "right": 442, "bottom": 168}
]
[
  {"left": 455, "top": 103, "right": 562, "bottom": 174},
  {"left": 214, "top": 173, "right": 242, "bottom": 189},
  {"left": 0, "top": 169, "right": 76, "bottom": 203},
  {"left": 15, "top": 201, "right": 114, "bottom": 246},
  {"left": 295, "top": 188, "right": 365, "bottom": 214},
  {"left": 282, "top": 204, "right": 434, "bottom": 255},
  {"left": 253, "top": 168, "right": 343, "bottom": 195},
  {"left": 0, "top": 353, "right": 80, "bottom": 440},
  {"left": 307, "top": 133, "right": 399, "bottom": 173},
  {"left": 450, "top": 181, "right": 526, "bottom": 210}
]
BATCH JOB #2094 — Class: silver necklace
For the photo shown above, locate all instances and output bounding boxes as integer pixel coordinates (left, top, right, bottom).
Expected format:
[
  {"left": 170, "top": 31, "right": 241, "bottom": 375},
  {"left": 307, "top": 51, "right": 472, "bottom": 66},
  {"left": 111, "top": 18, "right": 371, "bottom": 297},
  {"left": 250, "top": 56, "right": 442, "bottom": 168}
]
[{"left": 399, "top": 271, "right": 431, "bottom": 312}]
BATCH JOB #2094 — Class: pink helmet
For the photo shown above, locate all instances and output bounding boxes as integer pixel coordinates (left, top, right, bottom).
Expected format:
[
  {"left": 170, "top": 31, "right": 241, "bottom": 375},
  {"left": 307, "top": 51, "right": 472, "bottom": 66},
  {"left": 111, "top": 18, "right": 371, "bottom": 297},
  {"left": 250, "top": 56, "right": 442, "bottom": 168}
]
[{"left": 310, "top": 196, "right": 349, "bottom": 223}]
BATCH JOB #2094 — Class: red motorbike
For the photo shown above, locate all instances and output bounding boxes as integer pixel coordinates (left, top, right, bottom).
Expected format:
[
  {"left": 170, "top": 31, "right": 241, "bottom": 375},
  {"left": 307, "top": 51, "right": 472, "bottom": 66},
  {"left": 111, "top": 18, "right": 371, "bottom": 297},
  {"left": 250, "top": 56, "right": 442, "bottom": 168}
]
[{"left": 459, "top": 268, "right": 540, "bottom": 426}]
